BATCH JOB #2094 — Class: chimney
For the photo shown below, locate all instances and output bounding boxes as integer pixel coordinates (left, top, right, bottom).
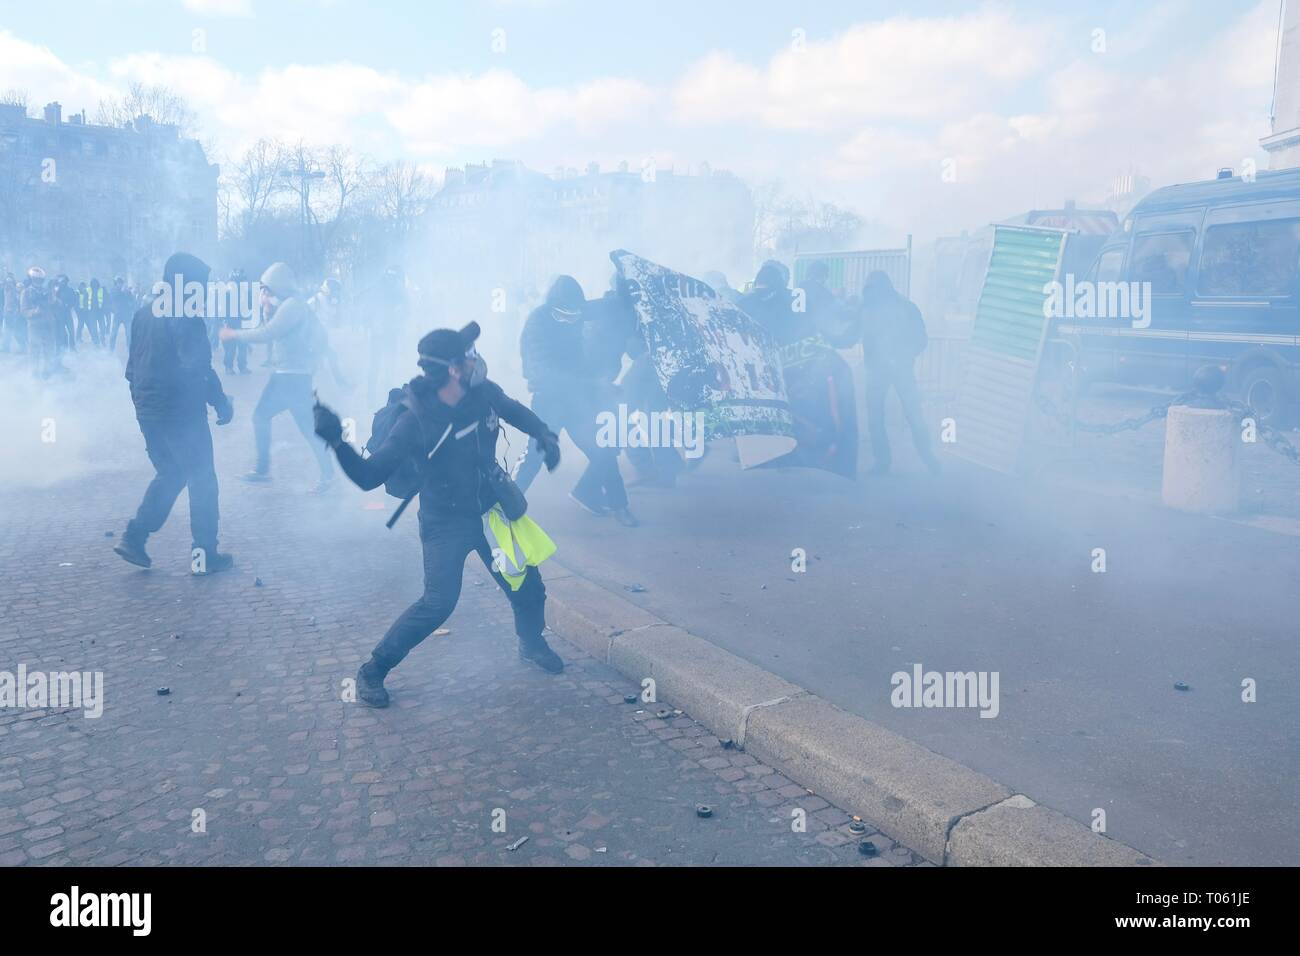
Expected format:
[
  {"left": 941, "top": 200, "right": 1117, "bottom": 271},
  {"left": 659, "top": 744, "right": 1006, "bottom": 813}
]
[{"left": 43, "top": 101, "right": 62, "bottom": 125}]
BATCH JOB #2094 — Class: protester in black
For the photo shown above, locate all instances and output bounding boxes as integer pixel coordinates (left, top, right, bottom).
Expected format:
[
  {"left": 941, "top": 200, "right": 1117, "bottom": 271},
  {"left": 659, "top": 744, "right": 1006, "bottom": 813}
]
[
  {"left": 860, "top": 271, "right": 940, "bottom": 475},
  {"left": 516, "top": 275, "right": 637, "bottom": 526},
  {"left": 115, "top": 253, "right": 234, "bottom": 572},
  {"left": 313, "top": 322, "right": 565, "bottom": 708}
]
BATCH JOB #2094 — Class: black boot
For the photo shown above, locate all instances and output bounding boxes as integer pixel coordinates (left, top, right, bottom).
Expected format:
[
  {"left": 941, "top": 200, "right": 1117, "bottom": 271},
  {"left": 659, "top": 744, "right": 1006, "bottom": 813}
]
[
  {"left": 518, "top": 634, "right": 564, "bottom": 674},
  {"left": 113, "top": 530, "right": 151, "bottom": 569},
  {"left": 356, "top": 661, "right": 390, "bottom": 708},
  {"left": 192, "top": 550, "right": 235, "bottom": 575}
]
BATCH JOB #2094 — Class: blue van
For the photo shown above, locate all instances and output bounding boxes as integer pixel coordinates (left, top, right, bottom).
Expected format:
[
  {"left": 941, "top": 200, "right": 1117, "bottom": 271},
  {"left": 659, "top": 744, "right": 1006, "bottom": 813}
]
[{"left": 1053, "top": 168, "right": 1300, "bottom": 425}]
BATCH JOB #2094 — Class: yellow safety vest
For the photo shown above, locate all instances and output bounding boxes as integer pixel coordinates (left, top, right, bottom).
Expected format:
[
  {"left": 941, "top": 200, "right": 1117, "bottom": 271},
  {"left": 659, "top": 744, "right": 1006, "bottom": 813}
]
[{"left": 483, "top": 505, "right": 556, "bottom": 590}]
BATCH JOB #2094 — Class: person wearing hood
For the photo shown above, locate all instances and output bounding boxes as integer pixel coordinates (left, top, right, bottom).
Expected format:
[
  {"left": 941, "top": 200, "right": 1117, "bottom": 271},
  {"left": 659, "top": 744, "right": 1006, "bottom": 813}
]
[
  {"left": 516, "top": 275, "right": 638, "bottom": 526},
  {"left": 115, "top": 252, "right": 234, "bottom": 573},
  {"left": 859, "top": 270, "right": 939, "bottom": 476},
  {"left": 312, "top": 322, "right": 566, "bottom": 708},
  {"left": 738, "top": 260, "right": 806, "bottom": 346},
  {"left": 220, "top": 261, "right": 334, "bottom": 493}
]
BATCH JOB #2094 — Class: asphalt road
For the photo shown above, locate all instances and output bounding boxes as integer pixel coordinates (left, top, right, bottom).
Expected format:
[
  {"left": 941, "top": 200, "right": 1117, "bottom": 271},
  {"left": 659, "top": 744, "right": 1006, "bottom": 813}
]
[{"left": 521, "top": 421, "right": 1300, "bottom": 866}]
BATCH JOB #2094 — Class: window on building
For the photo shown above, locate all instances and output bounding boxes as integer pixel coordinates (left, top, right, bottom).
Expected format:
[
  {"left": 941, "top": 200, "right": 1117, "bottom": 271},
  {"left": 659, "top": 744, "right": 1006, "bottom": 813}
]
[
  {"left": 1130, "top": 232, "right": 1194, "bottom": 294},
  {"left": 1197, "top": 219, "right": 1300, "bottom": 297}
]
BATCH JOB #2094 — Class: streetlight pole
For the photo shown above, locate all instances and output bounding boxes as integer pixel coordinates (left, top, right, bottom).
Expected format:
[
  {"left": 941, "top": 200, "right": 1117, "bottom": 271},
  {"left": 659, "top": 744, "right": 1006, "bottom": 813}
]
[{"left": 279, "top": 161, "right": 325, "bottom": 276}]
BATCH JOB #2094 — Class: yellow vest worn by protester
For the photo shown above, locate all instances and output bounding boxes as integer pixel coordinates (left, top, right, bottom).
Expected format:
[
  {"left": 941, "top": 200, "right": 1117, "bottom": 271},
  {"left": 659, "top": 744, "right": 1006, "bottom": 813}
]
[{"left": 484, "top": 505, "right": 557, "bottom": 590}]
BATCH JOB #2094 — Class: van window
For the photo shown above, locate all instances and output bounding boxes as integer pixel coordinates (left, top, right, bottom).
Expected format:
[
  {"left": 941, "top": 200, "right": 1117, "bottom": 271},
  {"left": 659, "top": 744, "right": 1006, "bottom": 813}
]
[
  {"left": 1130, "top": 232, "right": 1193, "bottom": 294},
  {"left": 1197, "top": 219, "right": 1300, "bottom": 297},
  {"left": 1094, "top": 248, "right": 1124, "bottom": 283}
]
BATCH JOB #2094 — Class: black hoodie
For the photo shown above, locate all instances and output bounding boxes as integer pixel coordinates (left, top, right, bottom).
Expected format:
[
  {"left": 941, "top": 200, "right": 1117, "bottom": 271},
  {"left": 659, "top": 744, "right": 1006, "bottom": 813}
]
[{"left": 335, "top": 377, "right": 550, "bottom": 520}]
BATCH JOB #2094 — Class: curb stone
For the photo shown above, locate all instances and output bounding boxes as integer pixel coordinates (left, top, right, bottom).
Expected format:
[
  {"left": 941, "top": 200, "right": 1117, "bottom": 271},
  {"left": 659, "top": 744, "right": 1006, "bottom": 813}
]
[{"left": 544, "top": 562, "right": 1160, "bottom": 867}]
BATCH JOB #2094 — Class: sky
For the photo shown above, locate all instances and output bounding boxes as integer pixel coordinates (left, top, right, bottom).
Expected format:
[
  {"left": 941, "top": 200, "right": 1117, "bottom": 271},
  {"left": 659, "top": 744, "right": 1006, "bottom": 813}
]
[{"left": 0, "top": 0, "right": 1286, "bottom": 241}]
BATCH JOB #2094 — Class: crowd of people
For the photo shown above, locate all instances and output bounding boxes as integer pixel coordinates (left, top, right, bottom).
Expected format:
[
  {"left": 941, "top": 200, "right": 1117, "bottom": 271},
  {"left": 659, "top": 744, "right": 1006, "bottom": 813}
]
[{"left": 2, "top": 244, "right": 942, "bottom": 708}]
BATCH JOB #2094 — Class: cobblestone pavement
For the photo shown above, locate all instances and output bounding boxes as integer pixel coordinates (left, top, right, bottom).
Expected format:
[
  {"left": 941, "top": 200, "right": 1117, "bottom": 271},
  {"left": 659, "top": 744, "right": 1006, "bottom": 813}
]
[{"left": 0, "top": 356, "right": 921, "bottom": 867}]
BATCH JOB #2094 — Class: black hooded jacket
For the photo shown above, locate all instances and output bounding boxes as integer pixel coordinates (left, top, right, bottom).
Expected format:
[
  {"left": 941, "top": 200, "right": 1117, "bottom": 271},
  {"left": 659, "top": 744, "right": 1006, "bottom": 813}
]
[
  {"left": 335, "top": 377, "right": 550, "bottom": 520},
  {"left": 125, "top": 299, "right": 226, "bottom": 423}
]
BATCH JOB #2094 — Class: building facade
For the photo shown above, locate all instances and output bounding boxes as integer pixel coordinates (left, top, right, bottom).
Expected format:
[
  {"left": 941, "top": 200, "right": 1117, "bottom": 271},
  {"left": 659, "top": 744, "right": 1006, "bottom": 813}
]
[
  {"left": 1262, "top": 0, "right": 1300, "bottom": 170},
  {"left": 0, "top": 101, "right": 218, "bottom": 285}
]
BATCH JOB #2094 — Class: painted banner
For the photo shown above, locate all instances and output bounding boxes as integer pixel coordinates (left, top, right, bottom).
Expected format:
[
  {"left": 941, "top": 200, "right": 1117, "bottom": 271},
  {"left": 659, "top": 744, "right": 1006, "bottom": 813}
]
[{"left": 610, "top": 249, "right": 795, "bottom": 466}]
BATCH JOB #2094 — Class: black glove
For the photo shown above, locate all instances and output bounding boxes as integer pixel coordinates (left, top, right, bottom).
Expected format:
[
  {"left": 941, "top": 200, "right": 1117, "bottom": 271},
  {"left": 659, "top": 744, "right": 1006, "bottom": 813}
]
[
  {"left": 313, "top": 401, "right": 343, "bottom": 448},
  {"left": 540, "top": 430, "right": 561, "bottom": 472},
  {"left": 215, "top": 395, "right": 234, "bottom": 426}
]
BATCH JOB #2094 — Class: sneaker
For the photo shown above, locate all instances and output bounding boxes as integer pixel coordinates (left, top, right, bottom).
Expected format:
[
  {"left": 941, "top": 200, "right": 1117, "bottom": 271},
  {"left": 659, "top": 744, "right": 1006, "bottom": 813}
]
[
  {"left": 518, "top": 636, "right": 564, "bottom": 674},
  {"left": 612, "top": 508, "right": 640, "bottom": 528},
  {"left": 569, "top": 490, "right": 609, "bottom": 517},
  {"left": 355, "top": 662, "right": 390, "bottom": 708},
  {"left": 241, "top": 471, "right": 272, "bottom": 484},
  {"left": 113, "top": 537, "right": 151, "bottom": 569},
  {"left": 192, "top": 551, "right": 234, "bottom": 575}
]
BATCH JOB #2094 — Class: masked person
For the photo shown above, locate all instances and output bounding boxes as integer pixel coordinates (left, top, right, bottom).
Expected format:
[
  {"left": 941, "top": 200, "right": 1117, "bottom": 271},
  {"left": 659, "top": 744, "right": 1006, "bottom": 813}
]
[
  {"left": 312, "top": 322, "right": 566, "bottom": 708},
  {"left": 220, "top": 262, "right": 334, "bottom": 493},
  {"left": 515, "top": 275, "right": 637, "bottom": 526},
  {"left": 107, "top": 276, "right": 135, "bottom": 353},
  {"left": 115, "top": 253, "right": 234, "bottom": 572},
  {"left": 307, "top": 278, "right": 350, "bottom": 389},
  {"left": 859, "top": 271, "right": 940, "bottom": 476},
  {"left": 20, "top": 266, "right": 55, "bottom": 378}
]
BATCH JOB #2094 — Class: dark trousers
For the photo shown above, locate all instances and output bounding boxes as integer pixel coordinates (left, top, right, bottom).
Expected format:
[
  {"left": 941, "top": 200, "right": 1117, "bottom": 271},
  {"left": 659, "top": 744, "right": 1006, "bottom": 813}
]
[
  {"left": 2, "top": 310, "right": 26, "bottom": 350},
  {"left": 27, "top": 319, "right": 54, "bottom": 378},
  {"left": 622, "top": 357, "right": 684, "bottom": 484},
  {"left": 252, "top": 372, "right": 334, "bottom": 480},
  {"left": 369, "top": 511, "right": 547, "bottom": 675},
  {"left": 76, "top": 309, "right": 102, "bottom": 346},
  {"left": 106, "top": 311, "right": 130, "bottom": 352},
  {"left": 866, "top": 361, "right": 936, "bottom": 470},
  {"left": 127, "top": 416, "right": 220, "bottom": 550},
  {"left": 514, "top": 390, "right": 627, "bottom": 509},
  {"left": 222, "top": 319, "right": 248, "bottom": 372}
]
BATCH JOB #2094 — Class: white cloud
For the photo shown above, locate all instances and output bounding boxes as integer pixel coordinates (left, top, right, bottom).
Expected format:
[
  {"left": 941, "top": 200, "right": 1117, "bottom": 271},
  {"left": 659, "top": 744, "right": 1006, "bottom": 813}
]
[
  {"left": 181, "top": 0, "right": 254, "bottom": 17},
  {"left": 673, "top": 7, "right": 1049, "bottom": 131}
]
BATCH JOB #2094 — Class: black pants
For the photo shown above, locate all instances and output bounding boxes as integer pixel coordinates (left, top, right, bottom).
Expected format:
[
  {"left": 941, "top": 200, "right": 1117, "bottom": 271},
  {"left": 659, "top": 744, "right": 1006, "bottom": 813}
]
[
  {"left": 369, "top": 511, "right": 547, "bottom": 675},
  {"left": 106, "top": 311, "right": 130, "bottom": 352},
  {"left": 127, "top": 416, "right": 220, "bottom": 551},
  {"left": 252, "top": 372, "right": 333, "bottom": 480},
  {"left": 222, "top": 318, "right": 248, "bottom": 372},
  {"left": 514, "top": 390, "right": 627, "bottom": 509},
  {"left": 866, "top": 361, "right": 936, "bottom": 471},
  {"left": 77, "top": 310, "right": 102, "bottom": 346},
  {"left": 622, "top": 357, "right": 684, "bottom": 484}
]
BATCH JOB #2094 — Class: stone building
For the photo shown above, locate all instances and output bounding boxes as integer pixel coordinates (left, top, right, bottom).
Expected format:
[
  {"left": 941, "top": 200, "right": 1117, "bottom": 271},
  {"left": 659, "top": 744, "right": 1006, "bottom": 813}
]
[{"left": 0, "top": 101, "right": 218, "bottom": 285}]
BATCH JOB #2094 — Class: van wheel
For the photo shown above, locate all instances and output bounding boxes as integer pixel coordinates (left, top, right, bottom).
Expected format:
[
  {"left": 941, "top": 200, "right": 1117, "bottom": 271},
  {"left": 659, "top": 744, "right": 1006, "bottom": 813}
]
[{"left": 1239, "top": 364, "right": 1293, "bottom": 429}]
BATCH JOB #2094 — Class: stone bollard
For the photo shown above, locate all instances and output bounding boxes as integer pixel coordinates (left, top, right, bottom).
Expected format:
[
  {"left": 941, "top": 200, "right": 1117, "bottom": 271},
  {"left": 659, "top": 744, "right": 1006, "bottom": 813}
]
[{"left": 1162, "top": 404, "right": 1240, "bottom": 514}]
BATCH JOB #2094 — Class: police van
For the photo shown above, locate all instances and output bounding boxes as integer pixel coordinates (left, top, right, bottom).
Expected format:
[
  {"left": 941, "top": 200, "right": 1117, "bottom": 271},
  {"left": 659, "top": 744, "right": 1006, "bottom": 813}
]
[{"left": 1055, "top": 167, "right": 1300, "bottom": 425}]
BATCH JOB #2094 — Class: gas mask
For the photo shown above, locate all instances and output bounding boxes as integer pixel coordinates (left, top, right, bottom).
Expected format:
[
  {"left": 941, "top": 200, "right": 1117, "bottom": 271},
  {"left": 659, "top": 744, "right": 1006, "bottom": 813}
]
[{"left": 463, "top": 348, "right": 488, "bottom": 387}]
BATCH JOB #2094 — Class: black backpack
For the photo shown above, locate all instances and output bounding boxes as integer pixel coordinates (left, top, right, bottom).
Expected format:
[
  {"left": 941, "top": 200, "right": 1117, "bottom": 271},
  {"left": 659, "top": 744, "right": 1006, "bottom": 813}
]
[{"left": 366, "top": 386, "right": 454, "bottom": 502}]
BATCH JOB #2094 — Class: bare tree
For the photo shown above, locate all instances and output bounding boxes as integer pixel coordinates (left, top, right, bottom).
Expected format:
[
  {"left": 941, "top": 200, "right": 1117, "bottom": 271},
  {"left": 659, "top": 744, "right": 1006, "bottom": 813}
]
[
  {"left": 96, "top": 81, "right": 198, "bottom": 137},
  {"left": 224, "top": 138, "right": 288, "bottom": 236},
  {"left": 0, "top": 89, "right": 29, "bottom": 112},
  {"left": 370, "top": 161, "right": 435, "bottom": 235}
]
